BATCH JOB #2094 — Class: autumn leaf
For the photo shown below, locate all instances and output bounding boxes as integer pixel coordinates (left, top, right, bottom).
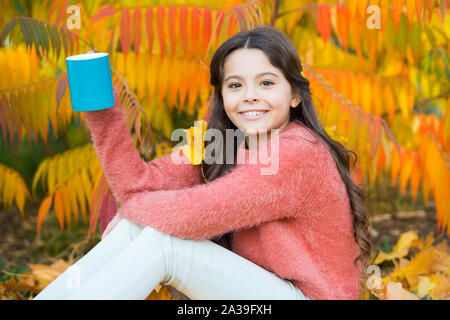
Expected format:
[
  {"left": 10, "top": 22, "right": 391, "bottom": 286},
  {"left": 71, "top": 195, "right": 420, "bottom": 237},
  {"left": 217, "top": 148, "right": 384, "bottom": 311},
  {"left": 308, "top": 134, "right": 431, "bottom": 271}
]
[
  {"left": 175, "top": 120, "right": 208, "bottom": 165},
  {"left": 374, "top": 230, "right": 421, "bottom": 264}
]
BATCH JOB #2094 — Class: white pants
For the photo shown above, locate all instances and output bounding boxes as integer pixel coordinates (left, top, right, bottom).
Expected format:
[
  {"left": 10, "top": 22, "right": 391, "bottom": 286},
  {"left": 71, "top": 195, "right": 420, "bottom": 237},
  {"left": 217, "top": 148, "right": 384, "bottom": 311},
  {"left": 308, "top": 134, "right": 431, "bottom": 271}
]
[{"left": 33, "top": 218, "right": 310, "bottom": 300}]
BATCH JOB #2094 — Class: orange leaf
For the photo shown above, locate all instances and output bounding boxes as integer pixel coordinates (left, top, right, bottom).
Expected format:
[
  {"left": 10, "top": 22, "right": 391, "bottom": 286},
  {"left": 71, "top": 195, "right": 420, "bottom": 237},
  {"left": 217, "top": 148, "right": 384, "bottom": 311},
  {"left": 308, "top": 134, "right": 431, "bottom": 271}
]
[
  {"left": 179, "top": 5, "right": 189, "bottom": 56},
  {"left": 405, "top": 0, "right": 416, "bottom": 30},
  {"left": 120, "top": 8, "right": 131, "bottom": 60},
  {"left": 409, "top": 154, "right": 421, "bottom": 202},
  {"left": 415, "top": 0, "right": 425, "bottom": 23},
  {"left": 132, "top": 8, "right": 142, "bottom": 59},
  {"left": 145, "top": 6, "right": 154, "bottom": 56},
  {"left": 47, "top": 0, "right": 60, "bottom": 21},
  {"left": 426, "top": 0, "right": 434, "bottom": 23},
  {"left": 391, "top": 145, "right": 402, "bottom": 186},
  {"left": 347, "top": 0, "right": 358, "bottom": 19},
  {"left": 214, "top": 10, "right": 226, "bottom": 46},
  {"left": 202, "top": 8, "right": 212, "bottom": 55},
  {"left": 357, "top": 0, "right": 369, "bottom": 21},
  {"left": 399, "top": 151, "right": 414, "bottom": 195},
  {"left": 53, "top": 190, "right": 64, "bottom": 230},
  {"left": 370, "top": 117, "right": 383, "bottom": 159},
  {"left": 392, "top": 0, "right": 405, "bottom": 33},
  {"left": 317, "top": 4, "right": 332, "bottom": 45},
  {"left": 168, "top": 5, "right": 178, "bottom": 56},
  {"left": 37, "top": 193, "right": 54, "bottom": 237},
  {"left": 383, "top": 82, "right": 396, "bottom": 125},
  {"left": 55, "top": 0, "right": 69, "bottom": 26},
  {"left": 190, "top": 7, "right": 201, "bottom": 56},
  {"left": 156, "top": 6, "right": 166, "bottom": 61},
  {"left": 61, "top": 185, "right": 72, "bottom": 231},
  {"left": 336, "top": 3, "right": 350, "bottom": 51},
  {"left": 91, "top": 6, "right": 117, "bottom": 23}
]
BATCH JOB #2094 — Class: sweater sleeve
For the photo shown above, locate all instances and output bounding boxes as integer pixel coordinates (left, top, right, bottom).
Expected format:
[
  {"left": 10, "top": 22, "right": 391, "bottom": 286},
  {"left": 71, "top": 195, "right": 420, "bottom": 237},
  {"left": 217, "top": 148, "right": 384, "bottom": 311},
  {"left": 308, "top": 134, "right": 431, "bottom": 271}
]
[
  {"left": 82, "top": 90, "right": 203, "bottom": 205},
  {"left": 117, "top": 135, "right": 326, "bottom": 240}
]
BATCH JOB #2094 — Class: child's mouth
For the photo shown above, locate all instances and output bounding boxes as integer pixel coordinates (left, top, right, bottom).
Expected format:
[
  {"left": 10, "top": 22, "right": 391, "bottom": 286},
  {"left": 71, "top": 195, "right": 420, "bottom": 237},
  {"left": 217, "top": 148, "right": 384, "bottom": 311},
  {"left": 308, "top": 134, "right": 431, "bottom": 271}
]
[{"left": 239, "top": 110, "right": 269, "bottom": 121}]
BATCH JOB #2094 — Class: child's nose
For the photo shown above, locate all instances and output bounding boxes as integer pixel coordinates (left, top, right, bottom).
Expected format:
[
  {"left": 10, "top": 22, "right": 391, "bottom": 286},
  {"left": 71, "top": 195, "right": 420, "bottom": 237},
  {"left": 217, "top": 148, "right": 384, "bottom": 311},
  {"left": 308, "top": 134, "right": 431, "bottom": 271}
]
[{"left": 243, "top": 96, "right": 260, "bottom": 103}]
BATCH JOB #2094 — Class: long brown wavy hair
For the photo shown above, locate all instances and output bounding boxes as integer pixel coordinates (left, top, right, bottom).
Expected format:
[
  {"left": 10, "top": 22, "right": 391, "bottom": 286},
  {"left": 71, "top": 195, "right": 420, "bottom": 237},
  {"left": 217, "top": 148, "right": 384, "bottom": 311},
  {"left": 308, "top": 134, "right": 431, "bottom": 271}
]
[{"left": 201, "top": 26, "right": 373, "bottom": 293}]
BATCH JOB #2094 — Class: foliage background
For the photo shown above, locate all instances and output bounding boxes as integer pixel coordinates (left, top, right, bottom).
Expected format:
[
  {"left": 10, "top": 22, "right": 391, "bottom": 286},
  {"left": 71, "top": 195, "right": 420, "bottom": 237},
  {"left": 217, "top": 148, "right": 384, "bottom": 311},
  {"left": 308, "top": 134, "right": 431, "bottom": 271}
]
[{"left": 0, "top": 0, "right": 449, "bottom": 300}]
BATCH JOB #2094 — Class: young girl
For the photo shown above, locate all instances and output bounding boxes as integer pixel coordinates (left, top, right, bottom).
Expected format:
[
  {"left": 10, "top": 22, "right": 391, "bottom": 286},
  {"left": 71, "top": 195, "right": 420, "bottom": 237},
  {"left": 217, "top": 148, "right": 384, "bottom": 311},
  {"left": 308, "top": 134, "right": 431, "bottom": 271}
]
[{"left": 34, "top": 26, "right": 371, "bottom": 300}]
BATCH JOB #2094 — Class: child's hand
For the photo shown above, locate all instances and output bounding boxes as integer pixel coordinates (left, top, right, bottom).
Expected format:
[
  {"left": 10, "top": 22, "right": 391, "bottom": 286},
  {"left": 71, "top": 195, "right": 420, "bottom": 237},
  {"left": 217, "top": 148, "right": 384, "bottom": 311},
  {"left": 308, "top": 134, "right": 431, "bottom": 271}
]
[{"left": 101, "top": 212, "right": 122, "bottom": 239}]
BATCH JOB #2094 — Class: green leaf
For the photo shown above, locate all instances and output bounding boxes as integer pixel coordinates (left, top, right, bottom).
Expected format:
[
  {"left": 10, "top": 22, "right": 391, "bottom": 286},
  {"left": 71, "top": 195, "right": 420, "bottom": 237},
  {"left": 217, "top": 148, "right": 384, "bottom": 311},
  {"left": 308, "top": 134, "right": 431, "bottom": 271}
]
[
  {"left": 382, "top": 235, "right": 392, "bottom": 253},
  {"left": 18, "top": 18, "right": 31, "bottom": 50},
  {"left": 48, "top": 24, "right": 60, "bottom": 58},
  {"left": 36, "top": 21, "right": 49, "bottom": 56},
  {"left": 424, "top": 26, "right": 436, "bottom": 48},
  {"left": 59, "top": 26, "right": 68, "bottom": 56},
  {"left": 25, "top": 18, "right": 41, "bottom": 55},
  {"left": 0, "top": 18, "right": 17, "bottom": 46}
]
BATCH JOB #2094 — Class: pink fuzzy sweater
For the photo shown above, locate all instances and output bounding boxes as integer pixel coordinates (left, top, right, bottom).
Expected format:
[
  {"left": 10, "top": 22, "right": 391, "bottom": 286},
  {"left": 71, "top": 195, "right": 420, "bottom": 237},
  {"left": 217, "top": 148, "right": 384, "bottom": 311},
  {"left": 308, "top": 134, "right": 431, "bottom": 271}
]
[{"left": 83, "top": 100, "right": 362, "bottom": 300}]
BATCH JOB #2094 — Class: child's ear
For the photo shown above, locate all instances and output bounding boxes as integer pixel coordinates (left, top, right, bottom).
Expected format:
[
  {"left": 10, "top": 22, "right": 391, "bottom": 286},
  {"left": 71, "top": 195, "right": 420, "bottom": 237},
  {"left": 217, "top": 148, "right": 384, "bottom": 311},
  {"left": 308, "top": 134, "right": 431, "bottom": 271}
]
[{"left": 290, "top": 92, "right": 302, "bottom": 108}]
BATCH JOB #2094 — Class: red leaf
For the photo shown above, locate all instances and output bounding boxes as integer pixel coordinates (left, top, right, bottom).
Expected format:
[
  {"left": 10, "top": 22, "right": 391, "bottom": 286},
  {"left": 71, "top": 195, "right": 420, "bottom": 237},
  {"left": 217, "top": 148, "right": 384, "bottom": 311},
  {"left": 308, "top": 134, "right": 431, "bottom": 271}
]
[
  {"left": 427, "top": 0, "right": 434, "bottom": 22},
  {"left": 73, "top": 31, "right": 79, "bottom": 53},
  {"left": 214, "top": 10, "right": 226, "bottom": 46},
  {"left": 145, "top": 6, "right": 154, "bottom": 57},
  {"left": 120, "top": 8, "right": 131, "bottom": 59},
  {"left": 55, "top": 0, "right": 70, "bottom": 25},
  {"left": 415, "top": 0, "right": 425, "bottom": 23},
  {"left": 168, "top": 5, "right": 178, "bottom": 56},
  {"left": 336, "top": 3, "right": 349, "bottom": 51},
  {"left": 156, "top": 6, "right": 166, "bottom": 60},
  {"left": 191, "top": 7, "right": 201, "bottom": 56},
  {"left": 317, "top": 4, "right": 331, "bottom": 44},
  {"left": 179, "top": 5, "right": 189, "bottom": 56},
  {"left": 370, "top": 117, "right": 383, "bottom": 159},
  {"left": 47, "top": 0, "right": 61, "bottom": 21},
  {"left": 91, "top": 6, "right": 117, "bottom": 23},
  {"left": 234, "top": 7, "right": 245, "bottom": 31},
  {"left": 227, "top": 14, "right": 238, "bottom": 38},
  {"left": 56, "top": 76, "right": 66, "bottom": 112},
  {"left": 202, "top": 8, "right": 212, "bottom": 55},
  {"left": 67, "top": 29, "right": 74, "bottom": 56},
  {"left": 132, "top": 8, "right": 142, "bottom": 59}
]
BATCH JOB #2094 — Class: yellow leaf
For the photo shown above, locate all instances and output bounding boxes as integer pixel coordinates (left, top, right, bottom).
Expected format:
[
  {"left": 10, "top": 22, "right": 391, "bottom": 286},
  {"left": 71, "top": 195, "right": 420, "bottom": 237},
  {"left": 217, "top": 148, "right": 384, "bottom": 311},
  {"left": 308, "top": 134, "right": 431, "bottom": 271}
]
[
  {"left": 28, "top": 260, "right": 71, "bottom": 291},
  {"left": 391, "top": 247, "right": 450, "bottom": 282},
  {"left": 74, "top": 173, "right": 88, "bottom": 223},
  {"left": 47, "top": 157, "right": 56, "bottom": 192},
  {"left": 374, "top": 231, "right": 420, "bottom": 264},
  {"left": 145, "top": 285, "right": 178, "bottom": 300},
  {"left": 414, "top": 276, "right": 437, "bottom": 298},
  {"left": 430, "top": 275, "right": 450, "bottom": 299},
  {"left": 176, "top": 120, "right": 208, "bottom": 165}
]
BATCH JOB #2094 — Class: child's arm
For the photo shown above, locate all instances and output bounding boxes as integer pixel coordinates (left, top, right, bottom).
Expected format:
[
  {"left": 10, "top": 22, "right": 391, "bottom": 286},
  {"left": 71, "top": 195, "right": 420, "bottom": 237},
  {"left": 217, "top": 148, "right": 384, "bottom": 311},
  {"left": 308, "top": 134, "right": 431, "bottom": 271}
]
[
  {"left": 83, "top": 89, "right": 203, "bottom": 205},
  {"left": 115, "top": 135, "right": 326, "bottom": 240}
]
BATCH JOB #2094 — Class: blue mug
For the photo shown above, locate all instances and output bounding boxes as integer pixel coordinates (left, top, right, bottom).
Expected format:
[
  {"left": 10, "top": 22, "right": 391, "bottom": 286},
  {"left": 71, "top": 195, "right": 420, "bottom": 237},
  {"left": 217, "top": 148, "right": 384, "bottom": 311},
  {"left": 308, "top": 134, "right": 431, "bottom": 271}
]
[{"left": 65, "top": 52, "right": 115, "bottom": 112}]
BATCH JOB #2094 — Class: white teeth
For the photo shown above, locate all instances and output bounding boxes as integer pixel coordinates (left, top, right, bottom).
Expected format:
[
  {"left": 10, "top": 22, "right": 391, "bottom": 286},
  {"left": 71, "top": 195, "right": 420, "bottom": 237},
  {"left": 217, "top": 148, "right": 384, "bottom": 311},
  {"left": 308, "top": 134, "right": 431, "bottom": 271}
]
[{"left": 242, "top": 111, "right": 266, "bottom": 116}]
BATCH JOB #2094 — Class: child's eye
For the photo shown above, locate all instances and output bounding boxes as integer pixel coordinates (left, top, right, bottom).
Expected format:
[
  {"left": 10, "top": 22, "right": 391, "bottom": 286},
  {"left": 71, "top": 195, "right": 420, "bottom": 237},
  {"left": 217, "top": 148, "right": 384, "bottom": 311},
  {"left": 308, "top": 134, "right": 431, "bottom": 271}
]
[
  {"left": 228, "top": 81, "right": 274, "bottom": 89},
  {"left": 228, "top": 83, "right": 241, "bottom": 89},
  {"left": 261, "top": 80, "right": 274, "bottom": 86}
]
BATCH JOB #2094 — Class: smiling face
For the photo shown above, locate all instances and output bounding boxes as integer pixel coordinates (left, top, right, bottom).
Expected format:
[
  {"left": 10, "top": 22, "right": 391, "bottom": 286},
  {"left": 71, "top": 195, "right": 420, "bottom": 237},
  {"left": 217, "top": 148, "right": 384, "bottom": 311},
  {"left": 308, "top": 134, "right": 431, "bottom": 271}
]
[{"left": 221, "top": 48, "right": 301, "bottom": 146}]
